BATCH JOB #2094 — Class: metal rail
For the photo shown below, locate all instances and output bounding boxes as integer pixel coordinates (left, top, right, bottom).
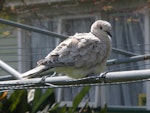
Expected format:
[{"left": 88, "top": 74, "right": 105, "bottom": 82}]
[
  {"left": 0, "top": 60, "right": 21, "bottom": 79},
  {"left": 107, "top": 54, "right": 150, "bottom": 66},
  {"left": 0, "top": 69, "right": 150, "bottom": 90},
  {"left": 0, "top": 18, "right": 67, "bottom": 39},
  {"left": 111, "top": 48, "right": 139, "bottom": 56}
]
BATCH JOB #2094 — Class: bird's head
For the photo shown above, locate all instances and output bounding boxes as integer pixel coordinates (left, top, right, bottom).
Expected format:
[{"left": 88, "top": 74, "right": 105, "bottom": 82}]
[{"left": 91, "top": 20, "right": 112, "bottom": 37}]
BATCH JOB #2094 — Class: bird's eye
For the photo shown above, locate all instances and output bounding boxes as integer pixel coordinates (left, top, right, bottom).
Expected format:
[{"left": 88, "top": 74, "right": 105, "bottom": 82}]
[{"left": 100, "top": 26, "right": 103, "bottom": 30}]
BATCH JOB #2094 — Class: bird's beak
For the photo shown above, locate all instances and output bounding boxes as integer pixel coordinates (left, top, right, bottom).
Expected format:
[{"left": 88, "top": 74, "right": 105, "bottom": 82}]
[{"left": 105, "top": 31, "right": 112, "bottom": 37}]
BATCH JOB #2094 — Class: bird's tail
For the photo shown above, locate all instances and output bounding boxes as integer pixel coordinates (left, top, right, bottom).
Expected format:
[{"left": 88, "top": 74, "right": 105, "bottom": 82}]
[{"left": 21, "top": 65, "right": 51, "bottom": 78}]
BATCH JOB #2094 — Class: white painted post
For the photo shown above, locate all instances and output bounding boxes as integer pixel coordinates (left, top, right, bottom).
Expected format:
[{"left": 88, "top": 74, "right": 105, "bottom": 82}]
[
  {"left": 100, "top": 84, "right": 106, "bottom": 108},
  {"left": 146, "top": 80, "right": 150, "bottom": 110},
  {"left": 0, "top": 60, "right": 21, "bottom": 79}
]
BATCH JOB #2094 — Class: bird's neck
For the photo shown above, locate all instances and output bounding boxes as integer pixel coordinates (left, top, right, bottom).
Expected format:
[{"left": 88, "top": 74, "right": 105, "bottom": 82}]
[{"left": 91, "top": 31, "right": 112, "bottom": 50}]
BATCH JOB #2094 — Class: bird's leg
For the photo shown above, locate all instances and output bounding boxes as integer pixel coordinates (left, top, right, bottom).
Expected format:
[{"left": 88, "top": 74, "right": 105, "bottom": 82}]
[
  {"left": 40, "top": 72, "right": 58, "bottom": 88},
  {"left": 41, "top": 72, "right": 57, "bottom": 83},
  {"left": 40, "top": 76, "right": 57, "bottom": 87},
  {"left": 51, "top": 72, "right": 57, "bottom": 77},
  {"left": 41, "top": 76, "right": 48, "bottom": 83},
  {"left": 100, "top": 71, "right": 109, "bottom": 83}
]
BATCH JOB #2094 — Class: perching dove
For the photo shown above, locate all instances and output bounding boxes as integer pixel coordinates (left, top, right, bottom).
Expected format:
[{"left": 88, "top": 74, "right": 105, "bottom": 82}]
[{"left": 22, "top": 20, "right": 112, "bottom": 79}]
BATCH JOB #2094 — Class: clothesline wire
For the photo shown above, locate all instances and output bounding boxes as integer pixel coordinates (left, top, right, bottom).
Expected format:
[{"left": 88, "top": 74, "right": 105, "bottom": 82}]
[{"left": 0, "top": 75, "right": 149, "bottom": 91}]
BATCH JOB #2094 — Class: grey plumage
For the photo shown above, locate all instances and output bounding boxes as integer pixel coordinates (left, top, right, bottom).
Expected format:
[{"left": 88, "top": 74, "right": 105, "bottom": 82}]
[{"left": 22, "top": 20, "right": 112, "bottom": 79}]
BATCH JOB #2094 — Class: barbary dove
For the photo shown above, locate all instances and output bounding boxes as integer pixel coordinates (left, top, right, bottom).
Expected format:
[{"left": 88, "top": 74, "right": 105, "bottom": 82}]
[{"left": 22, "top": 20, "right": 112, "bottom": 79}]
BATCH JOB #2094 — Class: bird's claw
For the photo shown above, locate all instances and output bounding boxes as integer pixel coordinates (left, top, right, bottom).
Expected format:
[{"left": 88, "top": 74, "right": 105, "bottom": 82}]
[
  {"left": 100, "top": 71, "right": 109, "bottom": 83},
  {"left": 40, "top": 75, "right": 57, "bottom": 88},
  {"left": 40, "top": 72, "right": 57, "bottom": 84},
  {"left": 41, "top": 76, "right": 48, "bottom": 84}
]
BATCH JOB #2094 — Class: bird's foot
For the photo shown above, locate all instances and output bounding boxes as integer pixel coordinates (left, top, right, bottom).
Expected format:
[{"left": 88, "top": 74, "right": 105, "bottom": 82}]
[
  {"left": 40, "top": 72, "right": 57, "bottom": 83},
  {"left": 40, "top": 76, "right": 57, "bottom": 87},
  {"left": 100, "top": 71, "right": 109, "bottom": 83},
  {"left": 40, "top": 73, "right": 58, "bottom": 88},
  {"left": 51, "top": 72, "right": 57, "bottom": 77},
  {"left": 41, "top": 76, "right": 48, "bottom": 83}
]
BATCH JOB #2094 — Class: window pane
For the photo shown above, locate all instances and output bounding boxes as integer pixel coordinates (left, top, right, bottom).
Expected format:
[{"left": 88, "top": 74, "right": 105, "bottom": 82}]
[{"left": 31, "top": 19, "right": 57, "bottom": 67}]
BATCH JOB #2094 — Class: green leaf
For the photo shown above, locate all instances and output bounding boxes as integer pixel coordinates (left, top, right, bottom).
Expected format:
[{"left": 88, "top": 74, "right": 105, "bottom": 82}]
[
  {"left": 49, "top": 103, "right": 60, "bottom": 112},
  {"left": 49, "top": 103, "right": 67, "bottom": 113},
  {"left": 69, "top": 86, "right": 91, "bottom": 113},
  {"left": 99, "top": 104, "right": 107, "bottom": 113},
  {"left": 59, "top": 104, "right": 67, "bottom": 113},
  {"left": 31, "top": 89, "right": 54, "bottom": 113},
  {"left": 8, "top": 90, "right": 27, "bottom": 112}
]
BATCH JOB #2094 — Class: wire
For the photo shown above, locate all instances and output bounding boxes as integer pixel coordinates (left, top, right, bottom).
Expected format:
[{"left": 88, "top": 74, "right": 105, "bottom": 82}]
[{"left": 0, "top": 77, "right": 148, "bottom": 91}]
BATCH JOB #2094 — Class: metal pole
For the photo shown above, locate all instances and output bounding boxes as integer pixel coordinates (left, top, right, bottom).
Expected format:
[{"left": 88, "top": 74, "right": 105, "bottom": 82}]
[
  {"left": 0, "top": 69, "right": 150, "bottom": 86},
  {"left": 107, "top": 54, "right": 150, "bottom": 66},
  {"left": 0, "top": 60, "right": 21, "bottom": 79},
  {"left": 112, "top": 48, "right": 139, "bottom": 56},
  {"left": 0, "top": 75, "right": 13, "bottom": 81},
  {"left": 0, "top": 18, "right": 67, "bottom": 39},
  {"left": 105, "top": 69, "right": 150, "bottom": 82}
]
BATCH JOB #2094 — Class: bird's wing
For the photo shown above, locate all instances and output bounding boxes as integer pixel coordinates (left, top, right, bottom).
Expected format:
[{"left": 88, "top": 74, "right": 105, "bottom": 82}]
[{"left": 40, "top": 33, "right": 107, "bottom": 68}]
